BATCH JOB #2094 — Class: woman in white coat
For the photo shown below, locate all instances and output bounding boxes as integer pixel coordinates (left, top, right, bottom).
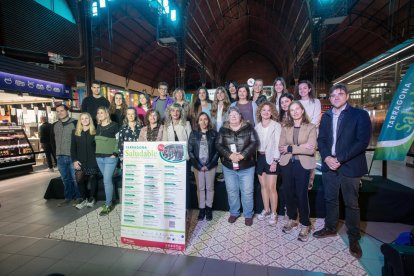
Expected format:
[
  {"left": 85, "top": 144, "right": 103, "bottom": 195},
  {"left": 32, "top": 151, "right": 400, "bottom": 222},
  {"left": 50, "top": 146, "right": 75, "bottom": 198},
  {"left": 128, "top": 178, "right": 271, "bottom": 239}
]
[
  {"left": 255, "top": 102, "right": 281, "bottom": 225},
  {"left": 163, "top": 103, "right": 192, "bottom": 143}
]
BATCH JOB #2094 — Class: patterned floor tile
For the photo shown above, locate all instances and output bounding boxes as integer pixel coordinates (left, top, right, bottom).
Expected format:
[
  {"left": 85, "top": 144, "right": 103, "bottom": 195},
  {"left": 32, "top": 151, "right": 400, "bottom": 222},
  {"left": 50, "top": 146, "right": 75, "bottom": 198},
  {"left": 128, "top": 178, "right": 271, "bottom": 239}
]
[{"left": 47, "top": 208, "right": 367, "bottom": 275}]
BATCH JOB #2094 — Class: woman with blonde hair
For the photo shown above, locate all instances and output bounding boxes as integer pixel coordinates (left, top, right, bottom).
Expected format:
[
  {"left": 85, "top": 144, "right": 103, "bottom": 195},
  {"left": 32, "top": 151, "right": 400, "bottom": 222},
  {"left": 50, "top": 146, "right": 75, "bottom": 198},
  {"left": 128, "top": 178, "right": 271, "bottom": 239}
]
[
  {"left": 255, "top": 102, "right": 281, "bottom": 225},
  {"left": 138, "top": 109, "right": 164, "bottom": 141},
  {"left": 71, "top": 112, "right": 100, "bottom": 209},
  {"left": 163, "top": 103, "right": 192, "bottom": 142},
  {"left": 95, "top": 106, "right": 119, "bottom": 216},
  {"left": 172, "top": 88, "right": 190, "bottom": 120}
]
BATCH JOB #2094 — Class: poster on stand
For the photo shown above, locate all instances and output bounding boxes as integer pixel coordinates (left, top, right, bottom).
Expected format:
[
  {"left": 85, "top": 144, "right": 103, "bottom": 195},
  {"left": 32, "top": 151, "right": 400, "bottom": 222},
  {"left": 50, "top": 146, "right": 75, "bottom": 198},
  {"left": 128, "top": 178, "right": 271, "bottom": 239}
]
[{"left": 120, "top": 141, "right": 187, "bottom": 251}]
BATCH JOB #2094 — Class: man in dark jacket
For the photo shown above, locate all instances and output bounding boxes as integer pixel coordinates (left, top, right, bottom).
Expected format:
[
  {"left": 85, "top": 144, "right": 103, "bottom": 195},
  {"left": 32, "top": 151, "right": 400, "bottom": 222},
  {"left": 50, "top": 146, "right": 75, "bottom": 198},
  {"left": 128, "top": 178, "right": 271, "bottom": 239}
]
[
  {"left": 39, "top": 116, "right": 56, "bottom": 172},
  {"left": 51, "top": 104, "right": 80, "bottom": 207},
  {"left": 313, "top": 83, "right": 371, "bottom": 259},
  {"left": 81, "top": 81, "right": 109, "bottom": 125}
]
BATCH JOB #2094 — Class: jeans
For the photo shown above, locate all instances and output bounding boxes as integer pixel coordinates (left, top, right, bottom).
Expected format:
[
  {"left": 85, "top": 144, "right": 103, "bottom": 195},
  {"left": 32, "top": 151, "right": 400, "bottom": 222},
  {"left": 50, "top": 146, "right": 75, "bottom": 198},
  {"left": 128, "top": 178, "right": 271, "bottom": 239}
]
[
  {"left": 57, "top": 155, "right": 80, "bottom": 200},
  {"left": 322, "top": 170, "right": 361, "bottom": 242},
  {"left": 223, "top": 166, "right": 255, "bottom": 218},
  {"left": 96, "top": 157, "right": 119, "bottom": 206},
  {"left": 280, "top": 160, "right": 311, "bottom": 226}
]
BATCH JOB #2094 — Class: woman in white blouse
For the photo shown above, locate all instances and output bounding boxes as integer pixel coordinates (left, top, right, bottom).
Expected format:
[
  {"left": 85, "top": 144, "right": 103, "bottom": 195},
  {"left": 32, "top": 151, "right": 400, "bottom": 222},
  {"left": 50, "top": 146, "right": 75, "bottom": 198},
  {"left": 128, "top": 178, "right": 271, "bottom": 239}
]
[
  {"left": 296, "top": 80, "right": 321, "bottom": 127},
  {"left": 255, "top": 102, "right": 282, "bottom": 225},
  {"left": 296, "top": 80, "right": 321, "bottom": 189},
  {"left": 211, "top": 86, "right": 231, "bottom": 132}
]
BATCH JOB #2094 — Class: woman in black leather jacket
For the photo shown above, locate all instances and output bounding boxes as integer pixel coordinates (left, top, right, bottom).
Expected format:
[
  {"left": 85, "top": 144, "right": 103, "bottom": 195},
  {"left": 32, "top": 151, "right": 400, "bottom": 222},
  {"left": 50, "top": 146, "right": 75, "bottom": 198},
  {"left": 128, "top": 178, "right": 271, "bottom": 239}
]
[
  {"left": 188, "top": 112, "right": 219, "bottom": 221},
  {"left": 216, "top": 106, "right": 258, "bottom": 226}
]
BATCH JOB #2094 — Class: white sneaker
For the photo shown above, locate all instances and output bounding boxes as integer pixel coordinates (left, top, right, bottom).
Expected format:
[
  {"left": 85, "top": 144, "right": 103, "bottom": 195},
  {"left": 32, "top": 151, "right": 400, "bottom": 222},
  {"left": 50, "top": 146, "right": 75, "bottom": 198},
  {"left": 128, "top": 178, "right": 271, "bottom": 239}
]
[
  {"left": 86, "top": 198, "right": 96, "bottom": 208},
  {"left": 257, "top": 210, "right": 270, "bottom": 220},
  {"left": 268, "top": 213, "right": 277, "bottom": 226},
  {"left": 75, "top": 199, "right": 88, "bottom": 210}
]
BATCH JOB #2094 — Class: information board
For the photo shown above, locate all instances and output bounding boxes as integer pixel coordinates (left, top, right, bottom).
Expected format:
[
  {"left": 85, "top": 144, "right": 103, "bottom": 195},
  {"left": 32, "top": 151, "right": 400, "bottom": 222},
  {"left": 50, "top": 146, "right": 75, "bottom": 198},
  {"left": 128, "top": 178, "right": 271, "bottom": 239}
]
[{"left": 120, "top": 141, "right": 187, "bottom": 251}]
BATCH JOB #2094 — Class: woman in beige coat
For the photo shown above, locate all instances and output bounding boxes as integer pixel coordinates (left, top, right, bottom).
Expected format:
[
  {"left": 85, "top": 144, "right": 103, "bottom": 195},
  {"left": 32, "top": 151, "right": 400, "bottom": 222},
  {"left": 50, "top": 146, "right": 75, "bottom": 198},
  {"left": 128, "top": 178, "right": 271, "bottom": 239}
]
[{"left": 279, "top": 101, "right": 316, "bottom": 242}]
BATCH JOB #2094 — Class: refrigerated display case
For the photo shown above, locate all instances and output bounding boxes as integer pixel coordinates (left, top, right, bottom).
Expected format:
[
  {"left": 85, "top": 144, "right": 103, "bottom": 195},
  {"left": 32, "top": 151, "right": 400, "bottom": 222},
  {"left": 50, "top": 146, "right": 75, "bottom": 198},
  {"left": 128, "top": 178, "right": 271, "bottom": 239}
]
[{"left": 0, "top": 126, "right": 35, "bottom": 179}]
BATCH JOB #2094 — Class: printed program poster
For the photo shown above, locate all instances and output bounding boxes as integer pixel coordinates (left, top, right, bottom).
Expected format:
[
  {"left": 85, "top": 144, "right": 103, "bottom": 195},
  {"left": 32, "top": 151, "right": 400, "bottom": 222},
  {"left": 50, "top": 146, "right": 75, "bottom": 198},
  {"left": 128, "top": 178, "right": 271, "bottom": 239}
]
[{"left": 120, "top": 141, "right": 187, "bottom": 251}]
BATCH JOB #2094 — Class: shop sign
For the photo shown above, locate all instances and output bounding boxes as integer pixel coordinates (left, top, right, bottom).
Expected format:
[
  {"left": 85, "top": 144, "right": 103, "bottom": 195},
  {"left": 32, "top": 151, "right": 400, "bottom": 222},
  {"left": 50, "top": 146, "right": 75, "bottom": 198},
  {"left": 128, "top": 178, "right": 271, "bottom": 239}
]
[{"left": 0, "top": 71, "right": 71, "bottom": 99}]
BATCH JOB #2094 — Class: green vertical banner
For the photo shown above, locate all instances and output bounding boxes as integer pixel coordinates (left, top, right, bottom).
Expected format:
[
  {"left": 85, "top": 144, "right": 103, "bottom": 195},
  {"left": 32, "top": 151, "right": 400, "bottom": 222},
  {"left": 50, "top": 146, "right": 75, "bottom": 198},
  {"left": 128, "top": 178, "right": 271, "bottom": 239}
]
[{"left": 374, "top": 62, "right": 414, "bottom": 161}]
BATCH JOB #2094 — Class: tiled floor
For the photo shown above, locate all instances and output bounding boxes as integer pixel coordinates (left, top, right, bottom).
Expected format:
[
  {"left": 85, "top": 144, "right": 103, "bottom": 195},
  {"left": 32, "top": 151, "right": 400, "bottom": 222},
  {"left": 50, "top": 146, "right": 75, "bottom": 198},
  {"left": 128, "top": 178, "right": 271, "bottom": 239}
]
[
  {"left": 0, "top": 164, "right": 413, "bottom": 275},
  {"left": 48, "top": 207, "right": 367, "bottom": 274}
]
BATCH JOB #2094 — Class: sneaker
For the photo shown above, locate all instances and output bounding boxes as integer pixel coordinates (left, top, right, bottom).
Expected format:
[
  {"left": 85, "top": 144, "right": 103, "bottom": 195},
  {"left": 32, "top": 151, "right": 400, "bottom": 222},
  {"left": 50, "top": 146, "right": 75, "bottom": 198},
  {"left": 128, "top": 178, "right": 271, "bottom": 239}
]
[
  {"left": 75, "top": 199, "right": 88, "bottom": 210},
  {"left": 257, "top": 210, "right": 271, "bottom": 221},
  {"left": 298, "top": 225, "right": 311, "bottom": 242},
  {"left": 268, "top": 213, "right": 277, "bottom": 226},
  {"left": 72, "top": 198, "right": 83, "bottom": 207},
  {"left": 282, "top": 219, "right": 299, "bottom": 234},
  {"left": 245, "top": 218, "right": 253, "bottom": 226},
  {"left": 99, "top": 204, "right": 115, "bottom": 216},
  {"left": 86, "top": 198, "right": 96, "bottom": 208},
  {"left": 216, "top": 173, "right": 225, "bottom": 182},
  {"left": 57, "top": 199, "right": 71, "bottom": 207}
]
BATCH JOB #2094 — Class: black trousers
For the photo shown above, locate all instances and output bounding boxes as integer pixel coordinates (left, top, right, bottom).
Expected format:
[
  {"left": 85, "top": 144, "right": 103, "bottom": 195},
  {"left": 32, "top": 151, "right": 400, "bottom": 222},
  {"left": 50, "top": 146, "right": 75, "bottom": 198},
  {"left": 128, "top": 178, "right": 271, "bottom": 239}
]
[
  {"left": 280, "top": 160, "right": 311, "bottom": 226},
  {"left": 75, "top": 171, "right": 98, "bottom": 200},
  {"left": 41, "top": 142, "right": 56, "bottom": 169}
]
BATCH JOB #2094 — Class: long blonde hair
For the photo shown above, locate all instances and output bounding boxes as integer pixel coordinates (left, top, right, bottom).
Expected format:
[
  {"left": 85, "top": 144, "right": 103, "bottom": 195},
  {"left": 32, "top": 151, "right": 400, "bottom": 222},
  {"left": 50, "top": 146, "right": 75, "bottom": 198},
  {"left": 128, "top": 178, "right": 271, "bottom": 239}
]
[
  {"left": 165, "top": 103, "right": 187, "bottom": 126},
  {"left": 96, "top": 106, "right": 112, "bottom": 125},
  {"left": 75, "top": 112, "right": 96, "bottom": 136}
]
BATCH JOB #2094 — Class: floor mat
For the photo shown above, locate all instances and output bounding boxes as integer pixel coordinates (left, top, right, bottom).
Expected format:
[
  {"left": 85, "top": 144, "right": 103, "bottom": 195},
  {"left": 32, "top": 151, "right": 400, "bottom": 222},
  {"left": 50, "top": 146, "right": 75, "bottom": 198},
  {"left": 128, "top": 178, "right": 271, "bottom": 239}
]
[{"left": 47, "top": 205, "right": 366, "bottom": 275}]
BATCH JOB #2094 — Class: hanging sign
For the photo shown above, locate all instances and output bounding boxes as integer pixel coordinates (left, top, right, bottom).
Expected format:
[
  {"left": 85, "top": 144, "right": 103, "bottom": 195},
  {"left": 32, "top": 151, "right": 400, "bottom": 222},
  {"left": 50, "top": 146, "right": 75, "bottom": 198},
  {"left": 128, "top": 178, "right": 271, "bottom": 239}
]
[{"left": 0, "top": 71, "right": 71, "bottom": 99}]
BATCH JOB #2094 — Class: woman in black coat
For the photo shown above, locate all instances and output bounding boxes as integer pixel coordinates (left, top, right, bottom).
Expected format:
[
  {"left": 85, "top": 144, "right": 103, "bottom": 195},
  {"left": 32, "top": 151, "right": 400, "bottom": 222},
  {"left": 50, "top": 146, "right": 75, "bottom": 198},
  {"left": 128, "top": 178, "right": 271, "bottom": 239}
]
[
  {"left": 188, "top": 112, "right": 219, "bottom": 221},
  {"left": 71, "top": 112, "right": 100, "bottom": 209}
]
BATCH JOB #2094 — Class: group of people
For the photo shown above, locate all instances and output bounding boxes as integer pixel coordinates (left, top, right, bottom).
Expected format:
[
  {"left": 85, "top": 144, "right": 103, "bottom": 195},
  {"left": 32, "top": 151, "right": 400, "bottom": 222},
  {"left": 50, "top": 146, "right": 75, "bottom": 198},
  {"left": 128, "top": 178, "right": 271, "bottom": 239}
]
[{"left": 49, "top": 78, "right": 370, "bottom": 259}]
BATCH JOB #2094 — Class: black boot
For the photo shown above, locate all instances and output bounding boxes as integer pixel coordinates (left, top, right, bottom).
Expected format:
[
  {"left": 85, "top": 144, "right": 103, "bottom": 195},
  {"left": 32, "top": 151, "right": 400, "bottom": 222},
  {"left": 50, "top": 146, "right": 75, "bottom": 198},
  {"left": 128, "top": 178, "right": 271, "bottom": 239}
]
[
  {"left": 205, "top": 206, "right": 213, "bottom": 221},
  {"left": 197, "top": 208, "right": 206, "bottom": 220}
]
